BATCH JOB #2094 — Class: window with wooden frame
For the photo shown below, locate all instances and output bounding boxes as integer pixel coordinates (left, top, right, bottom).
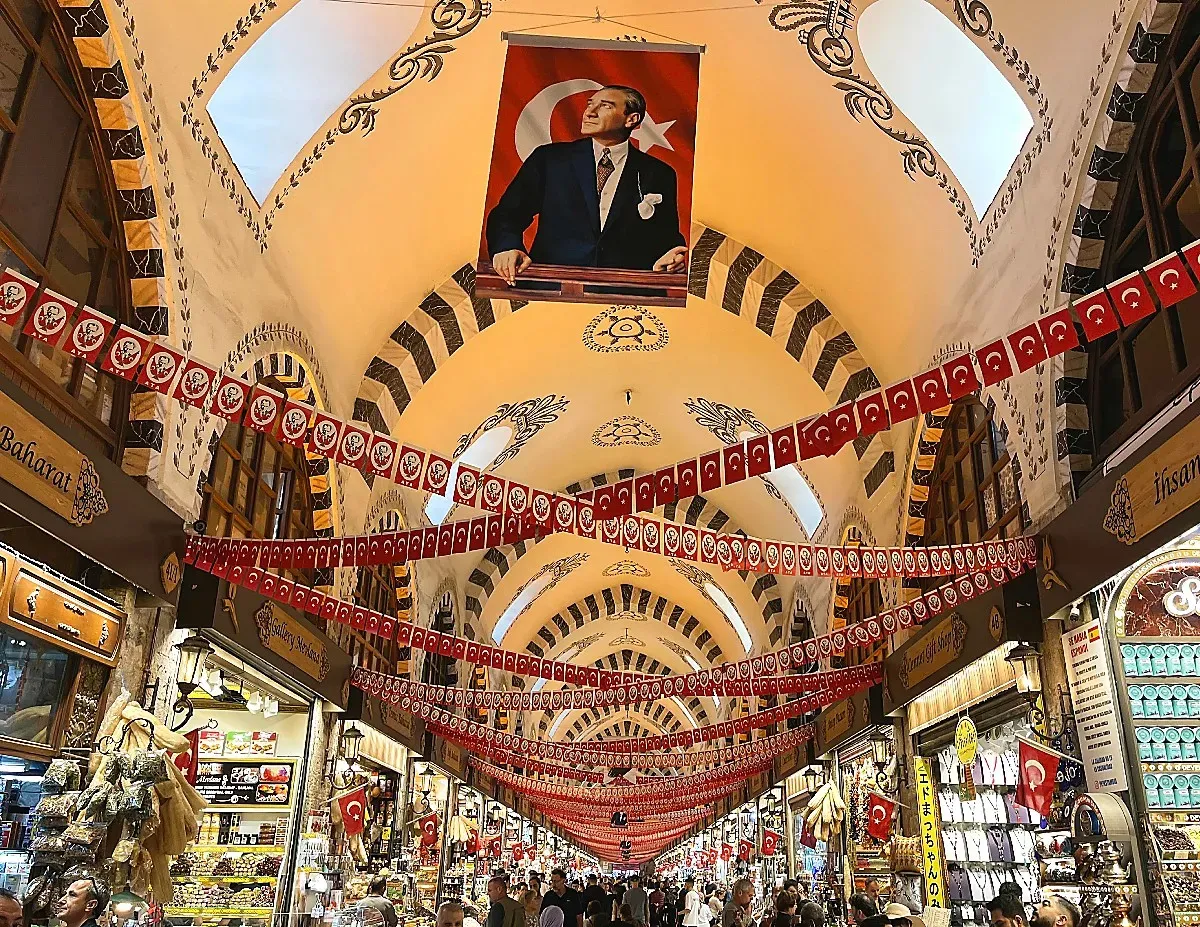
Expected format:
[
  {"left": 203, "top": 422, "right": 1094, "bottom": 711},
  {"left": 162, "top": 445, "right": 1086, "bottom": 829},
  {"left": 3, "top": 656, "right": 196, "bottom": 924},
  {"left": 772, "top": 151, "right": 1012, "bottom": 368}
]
[
  {"left": 199, "top": 406, "right": 318, "bottom": 596},
  {"left": 922, "top": 399, "right": 1026, "bottom": 584},
  {"left": 349, "top": 512, "right": 413, "bottom": 678},
  {"left": 0, "top": 0, "right": 133, "bottom": 459},
  {"left": 1087, "top": 0, "right": 1200, "bottom": 461},
  {"left": 845, "top": 573, "right": 886, "bottom": 666}
]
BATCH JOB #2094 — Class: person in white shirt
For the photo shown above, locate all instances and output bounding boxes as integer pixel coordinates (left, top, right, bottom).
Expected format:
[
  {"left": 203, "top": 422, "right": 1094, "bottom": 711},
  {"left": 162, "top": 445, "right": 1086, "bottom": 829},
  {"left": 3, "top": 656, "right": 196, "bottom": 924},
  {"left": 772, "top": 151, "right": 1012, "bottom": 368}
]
[
  {"left": 682, "top": 878, "right": 702, "bottom": 927},
  {"left": 697, "top": 884, "right": 715, "bottom": 927}
]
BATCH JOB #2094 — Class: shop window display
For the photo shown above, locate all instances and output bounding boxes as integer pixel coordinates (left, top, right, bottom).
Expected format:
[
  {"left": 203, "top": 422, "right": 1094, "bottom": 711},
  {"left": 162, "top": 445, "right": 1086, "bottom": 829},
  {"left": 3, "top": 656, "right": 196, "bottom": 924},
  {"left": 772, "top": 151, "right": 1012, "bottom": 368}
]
[
  {"left": 0, "top": 628, "right": 71, "bottom": 745},
  {"left": 166, "top": 653, "right": 314, "bottom": 927}
]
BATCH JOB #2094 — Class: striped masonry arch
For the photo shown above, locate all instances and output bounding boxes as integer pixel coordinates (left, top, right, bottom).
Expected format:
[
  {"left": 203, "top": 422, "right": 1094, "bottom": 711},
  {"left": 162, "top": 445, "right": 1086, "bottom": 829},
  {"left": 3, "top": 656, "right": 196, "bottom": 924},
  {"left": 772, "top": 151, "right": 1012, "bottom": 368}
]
[{"left": 1053, "top": 0, "right": 1184, "bottom": 486}]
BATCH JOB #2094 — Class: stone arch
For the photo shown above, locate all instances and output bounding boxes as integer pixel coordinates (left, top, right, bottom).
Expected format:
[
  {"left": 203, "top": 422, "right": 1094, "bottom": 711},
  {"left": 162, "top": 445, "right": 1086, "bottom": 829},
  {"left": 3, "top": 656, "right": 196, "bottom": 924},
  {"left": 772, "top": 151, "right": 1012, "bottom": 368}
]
[
  {"left": 1051, "top": 0, "right": 1185, "bottom": 486},
  {"left": 521, "top": 585, "right": 727, "bottom": 666},
  {"left": 353, "top": 226, "right": 891, "bottom": 500},
  {"left": 56, "top": 0, "right": 181, "bottom": 479}
]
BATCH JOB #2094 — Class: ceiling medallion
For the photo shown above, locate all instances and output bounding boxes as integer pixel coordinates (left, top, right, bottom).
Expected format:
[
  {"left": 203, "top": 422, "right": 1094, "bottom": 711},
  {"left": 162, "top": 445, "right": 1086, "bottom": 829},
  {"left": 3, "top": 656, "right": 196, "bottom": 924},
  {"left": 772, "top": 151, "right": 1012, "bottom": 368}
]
[
  {"left": 592, "top": 415, "right": 661, "bottom": 448},
  {"left": 582, "top": 306, "right": 669, "bottom": 353},
  {"left": 603, "top": 560, "right": 650, "bottom": 577},
  {"left": 611, "top": 631, "right": 646, "bottom": 647},
  {"left": 607, "top": 610, "right": 647, "bottom": 622}
]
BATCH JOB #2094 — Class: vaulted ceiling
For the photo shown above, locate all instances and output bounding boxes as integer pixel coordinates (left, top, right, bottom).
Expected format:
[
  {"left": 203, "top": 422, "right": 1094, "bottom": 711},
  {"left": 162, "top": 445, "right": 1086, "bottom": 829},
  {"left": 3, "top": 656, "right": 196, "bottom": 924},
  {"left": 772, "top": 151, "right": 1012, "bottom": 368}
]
[{"left": 113, "top": 0, "right": 1142, "bottom": 748}]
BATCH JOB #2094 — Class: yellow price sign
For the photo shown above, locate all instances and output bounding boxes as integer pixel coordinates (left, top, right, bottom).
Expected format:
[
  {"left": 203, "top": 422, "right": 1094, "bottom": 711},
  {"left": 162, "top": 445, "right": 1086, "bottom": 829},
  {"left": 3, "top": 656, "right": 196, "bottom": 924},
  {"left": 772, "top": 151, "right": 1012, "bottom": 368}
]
[{"left": 954, "top": 717, "right": 978, "bottom": 765}]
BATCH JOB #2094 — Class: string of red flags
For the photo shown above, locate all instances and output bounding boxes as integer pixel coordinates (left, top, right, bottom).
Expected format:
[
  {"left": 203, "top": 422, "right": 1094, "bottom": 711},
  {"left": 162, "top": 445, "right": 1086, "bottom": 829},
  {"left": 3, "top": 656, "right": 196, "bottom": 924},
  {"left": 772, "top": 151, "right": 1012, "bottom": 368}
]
[
  {"left": 184, "top": 515, "right": 1033, "bottom": 580},
  {"left": 349, "top": 661, "right": 878, "bottom": 712},
  {"left": 192, "top": 545, "right": 1034, "bottom": 690},
  {"left": 0, "top": 239, "right": 1192, "bottom": 548}
]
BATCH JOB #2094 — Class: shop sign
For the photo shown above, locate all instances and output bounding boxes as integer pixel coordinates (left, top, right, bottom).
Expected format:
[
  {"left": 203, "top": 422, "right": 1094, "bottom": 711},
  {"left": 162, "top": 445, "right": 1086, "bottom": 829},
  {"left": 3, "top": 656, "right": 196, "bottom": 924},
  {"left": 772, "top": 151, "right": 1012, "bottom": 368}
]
[
  {"left": 815, "top": 686, "right": 881, "bottom": 756},
  {"left": 194, "top": 758, "right": 295, "bottom": 808},
  {"left": 1062, "top": 619, "right": 1129, "bottom": 792},
  {"left": 774, "top": 744, "right": 802, "bottom": 781},
  {"left": 1104, "top": 413, "right": 1200, "bottom": 546},
  {"left": 253, "top": 601, "right": 329, "bottom": 682},
  {"left": 0, "top": 374, "right": 184, "bottom": 602},
  {"left": 884, "top": 571, "right": 1040, "bottom": 713},
  {"left": 913, "top": 756, "right": 947, "bottom": 908},
  {"left": 437, "top": 738, "right": 467, "bottom": 779},
  {"left": 954, "top": 718, "right": 978, "bottom": 766},
  {"left": 0, "top": 388, "right": 107, "bottom": 526}
]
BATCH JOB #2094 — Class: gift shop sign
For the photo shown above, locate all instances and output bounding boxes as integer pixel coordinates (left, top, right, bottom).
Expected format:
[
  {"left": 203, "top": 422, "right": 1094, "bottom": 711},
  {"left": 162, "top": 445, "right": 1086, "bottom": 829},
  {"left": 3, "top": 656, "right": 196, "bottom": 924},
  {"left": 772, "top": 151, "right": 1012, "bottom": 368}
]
[
  {"left": 254, "top": 601, "right": 330, "bottom": 682},
  {"left": 0, "top": 389, "right": 107, "bottom": 527},
  {"left": 1062, "top": 619, "right": 1129, "bottom": 792}
]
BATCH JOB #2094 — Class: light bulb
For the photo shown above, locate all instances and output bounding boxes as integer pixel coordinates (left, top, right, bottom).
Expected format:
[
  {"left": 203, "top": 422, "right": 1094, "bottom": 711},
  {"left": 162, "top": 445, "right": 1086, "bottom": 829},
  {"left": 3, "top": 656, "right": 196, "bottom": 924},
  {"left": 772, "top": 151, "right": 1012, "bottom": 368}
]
[{"left": 246, "top": 690, "right": 263, "bottom": 713}]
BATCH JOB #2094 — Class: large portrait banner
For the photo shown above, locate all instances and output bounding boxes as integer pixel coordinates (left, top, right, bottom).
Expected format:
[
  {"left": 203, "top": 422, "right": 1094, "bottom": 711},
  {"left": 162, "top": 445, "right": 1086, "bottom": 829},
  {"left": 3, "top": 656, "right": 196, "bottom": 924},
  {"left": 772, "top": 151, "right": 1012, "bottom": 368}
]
[{"left": 476, "top": 35, "right": 702, "bottom": 307}]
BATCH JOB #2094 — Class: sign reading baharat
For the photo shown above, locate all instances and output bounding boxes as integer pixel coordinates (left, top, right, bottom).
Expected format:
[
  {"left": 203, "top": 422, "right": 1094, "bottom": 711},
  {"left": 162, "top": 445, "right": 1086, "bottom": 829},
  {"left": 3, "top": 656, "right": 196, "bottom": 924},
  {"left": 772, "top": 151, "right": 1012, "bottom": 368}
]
[{"left": 0, "top": 392, "right": 107, "bottom": 526}]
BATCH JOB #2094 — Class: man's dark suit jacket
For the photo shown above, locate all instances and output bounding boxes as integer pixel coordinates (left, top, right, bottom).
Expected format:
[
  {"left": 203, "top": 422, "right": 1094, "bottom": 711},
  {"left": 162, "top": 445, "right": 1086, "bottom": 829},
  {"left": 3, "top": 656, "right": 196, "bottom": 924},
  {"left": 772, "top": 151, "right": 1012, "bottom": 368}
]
[{"left": 486, "top": 137, "right": 685, "bottom": 272}]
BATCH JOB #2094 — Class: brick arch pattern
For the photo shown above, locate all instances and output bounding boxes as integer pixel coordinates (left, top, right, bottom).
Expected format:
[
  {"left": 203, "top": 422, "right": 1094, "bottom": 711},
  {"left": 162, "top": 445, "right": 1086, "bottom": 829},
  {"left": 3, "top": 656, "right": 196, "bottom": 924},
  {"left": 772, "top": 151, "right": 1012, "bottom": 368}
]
[
  {"left": 199, "top": 351, "right": 340, "bottom": 591},
  {"left": 1053, "top": 0, "right": 1184, "bottom": 485},
  {"left": 899, "top": 396, "right": 1030, "bottom": 595},
  {"left": 565, "top": 704, "right": 685, "bottom": 742},
  {"left": 587, "top": 718, "right": 664, "bottom": 743},
  {"left": 57, "top": 0, "right": 179, "bottom": 479},
  {"left": 353, "top": 226, "right": 891, "bottom": 501},
  {"left": 465, "top": 469, "right": 785, "bottom": 646}
]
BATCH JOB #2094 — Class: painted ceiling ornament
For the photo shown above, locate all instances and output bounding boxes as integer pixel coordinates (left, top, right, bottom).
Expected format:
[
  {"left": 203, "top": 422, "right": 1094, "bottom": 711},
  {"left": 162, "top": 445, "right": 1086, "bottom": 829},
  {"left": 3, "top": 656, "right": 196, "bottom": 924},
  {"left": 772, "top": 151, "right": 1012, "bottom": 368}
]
[
  {"left": 607, "top": 610, "right": 647, "bottom": 623},
  {"left": 503, "top": 553, "right": 589, "bottom": 629},
  {"left": 611, "top": 630, "right": 645, "bottom": 648},
  {"left": 603, "top": 560, "right": 651, "bottom": 578},
  {"left": 592, "top": 416, "right": 662, "bottom": 448},
  {"left": 583, "top": 306, "right": 669, "bottom": 353},
  {"left": 454, "top": 394, "right": 570, "bottom": 467}
]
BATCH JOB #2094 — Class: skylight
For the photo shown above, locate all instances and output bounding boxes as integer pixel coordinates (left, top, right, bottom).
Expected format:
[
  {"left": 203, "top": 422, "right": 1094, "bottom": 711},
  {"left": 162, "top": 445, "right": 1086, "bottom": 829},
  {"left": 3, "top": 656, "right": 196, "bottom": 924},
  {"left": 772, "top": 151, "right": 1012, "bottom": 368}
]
[
  {"left": 703, "top": 582, "right": 753, "bottom": 654},
  {"left": 492, "top": 566, "right": 553, "bottom": 645},
  {"left": 548, "top": 710, "right": 570, "bottom": 738},
  {"left": 205, "top": 0, "right": 422, "bottom": 204},
  {"left": 739, "top": 428, "right": 823, "bottom": 538},
  {"left": 426, "top": 426, "right": 514, "bottom": 525},
  {"left": 857, "top": 0, "right": 1033, "bottom": 217}
]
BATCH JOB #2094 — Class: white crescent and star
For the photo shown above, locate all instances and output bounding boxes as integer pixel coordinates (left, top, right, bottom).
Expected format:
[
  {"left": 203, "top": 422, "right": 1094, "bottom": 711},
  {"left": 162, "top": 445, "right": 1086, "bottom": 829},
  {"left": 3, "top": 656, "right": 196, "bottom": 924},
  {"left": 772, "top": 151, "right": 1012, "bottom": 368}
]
[
  {"left": 1160, "top": 267, "right": 1181, "bottom": 290},
  {"left": 1120, "top": 286, "right": 1141, "bottom": 307},
  {"left": 515, "top": 78, "right": 677, "bottom": 161}
]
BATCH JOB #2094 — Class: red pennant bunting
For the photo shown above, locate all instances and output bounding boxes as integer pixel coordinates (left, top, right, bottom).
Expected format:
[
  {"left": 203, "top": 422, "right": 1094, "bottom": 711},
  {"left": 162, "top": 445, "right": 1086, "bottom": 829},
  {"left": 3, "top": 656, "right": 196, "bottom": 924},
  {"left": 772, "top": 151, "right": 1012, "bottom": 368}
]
[
  {"left": 22, "top": 289, "right": 76, "bottom": 346},
  {"left": 1147, "top": 251, "right": 1197, "bottom": 307},
  {"left": 173, "top": 358, "right": 219, "bottom": 410},
  {"left": 210, "top": 374, "right": 251, "bottom": 422},
  {"left": 884, "top": 380, "right": 918, "bottom": 424},
  {"left": 1108, "top": 269, "right": 1156, "bottom": 326},
  {"left": 138, "top": 343, "right": 187, "bottom": 395},
  {"left": 1072, "top": 290, "right": 1121, "bottom": 341},
  {"left": 62, "top": 306, "right": 116, "bottom": 363},
  {"left": 913, "top": 368, "right": 950, "bottom": 413},
  {"left": 942, "top": 355, "right": 980, "bottom": 400},
  {"left": 0, "top": 268, "right": 36, "bottom": 324},
  {"left": 1007, "top": 322, "right": 1048, "bottom": 372},
  {"left": 976, "top": 339, "right": 1014, "bottom": 386},
  {"left": 1038, "top": 308, "right": 1080, "bottom": 357}
]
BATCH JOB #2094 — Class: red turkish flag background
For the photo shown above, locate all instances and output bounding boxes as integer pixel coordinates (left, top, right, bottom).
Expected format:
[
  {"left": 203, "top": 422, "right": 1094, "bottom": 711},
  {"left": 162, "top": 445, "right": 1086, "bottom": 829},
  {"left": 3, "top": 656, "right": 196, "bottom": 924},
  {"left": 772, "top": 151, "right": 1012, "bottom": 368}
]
[
  {"left": 1016, "top": 739, "right": 1059, "bottom": 818},
  {"left": 478, "top": 38, "right": 700, "bottom": 263},
  {"left": 865, "top": 792, "right": 895, "bottom": 841},
  {"left": 337, "top": 786, "right": 368, "bottom": 838}
]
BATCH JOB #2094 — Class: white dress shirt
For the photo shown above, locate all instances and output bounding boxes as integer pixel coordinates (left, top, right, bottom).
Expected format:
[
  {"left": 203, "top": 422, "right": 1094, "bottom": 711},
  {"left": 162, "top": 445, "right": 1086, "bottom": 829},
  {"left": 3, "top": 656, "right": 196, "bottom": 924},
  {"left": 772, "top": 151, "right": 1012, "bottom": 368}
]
[{"left": 594, "top": 139, "right": 629, "bottom": 230}]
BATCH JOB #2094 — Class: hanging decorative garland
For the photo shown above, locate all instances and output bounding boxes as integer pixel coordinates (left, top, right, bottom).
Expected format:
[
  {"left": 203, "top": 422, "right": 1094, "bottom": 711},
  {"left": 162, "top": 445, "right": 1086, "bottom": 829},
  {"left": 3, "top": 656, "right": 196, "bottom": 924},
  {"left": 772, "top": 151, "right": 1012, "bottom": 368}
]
[
  {"left": 184, "top": 510, "right": 1030, "bottom": 581},
  {"left": 0, "top": 241, "right": 1185, "bottom": 567},
  {"left": 189, "top": 544, "right": 1034, "bottom": 691},
  {"left": 349, "top": 662, "right": 877, "bottom": 711}
]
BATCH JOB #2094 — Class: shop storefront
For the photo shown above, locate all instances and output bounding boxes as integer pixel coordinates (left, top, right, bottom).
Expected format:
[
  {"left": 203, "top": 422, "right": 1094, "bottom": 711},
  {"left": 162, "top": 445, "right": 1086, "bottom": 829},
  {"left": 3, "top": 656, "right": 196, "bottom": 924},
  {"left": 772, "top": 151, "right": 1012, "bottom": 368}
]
[
  {"left": 883, "top": 568, "right": 1098, "bottom": 922},
  {"left": 811, "top": 686, "right": 894, "bottom": 912},
  {"left": 175, "top": 565, "right": 352, "bottom": 926},
  {"left": 784, "top": 766, "right": 828, "bottom": 900}
]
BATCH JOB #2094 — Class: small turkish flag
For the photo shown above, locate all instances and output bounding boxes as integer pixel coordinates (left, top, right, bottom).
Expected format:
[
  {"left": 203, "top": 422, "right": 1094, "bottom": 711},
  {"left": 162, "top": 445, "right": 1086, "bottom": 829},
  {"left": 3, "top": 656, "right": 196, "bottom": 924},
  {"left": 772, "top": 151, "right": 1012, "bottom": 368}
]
[
  {"left": 884, "top": 379, "right": 918, "bottom": 424},
  {"left": 746, "top": 434, "right": 771, "bottom": 476},
  {"left": 771, "top": 424, "right": 798, "bottom": 467},
  {"left": 1147, "top": 251, "right": 1197, "bottom": 307},
  {"left": 720, "top": 842, "right": 733, "bottom": 861},
  {"left": 737, "top": 839, "right": 753, "bottom": 861},
  {"left": 512, "top": 841, "right": 525, "bottom": 861},
  {"left": 1016, "top": 739, "right": 1059, "bottom": 818},
  {"left": 1072, "top": 290, "right": 1121, "bottom": 341},
  {"left": 865, "top": 792, "right": 896, "bottom": 841},
  {"left": 419, "top": 812, "right": 440, "bottom": 846},
  {"left": 855, "top": 392, "right": 889, "bottom": 435},
  {"left": 976, "top": 339, "right": 1014, "bottom": 386},
  {"left": 488, "top": 835, "right": 502, "bottom": 858},
  {"left": 942, "top": 355, "right": 980, "bottom": 400},
  {"left": 913, "top": 368, "right": 950, "bottom": 413},
  {"left": 760, "top": 829, "right": 782, "bottom": 857},
  {"left": 1038, "top": 308, "right": 1080, "bottom": 357},
  {"left": 1108, "top": 269, "right": 1156, "bottom": 326},
  {"left": 722, "top": 443, "right": 747, "bottom": 483},
  {"left": 799, "top": 823, "right": 817, "bottom": 850},
  {"left": 829, "top": 403, "right": 858, "bottom": 447},
  {"left": 337, "top": 786, "right": 368, "bottom": 838},
  {"left": 1007, "top": 323, "right": 1048, "bottom": 372}
]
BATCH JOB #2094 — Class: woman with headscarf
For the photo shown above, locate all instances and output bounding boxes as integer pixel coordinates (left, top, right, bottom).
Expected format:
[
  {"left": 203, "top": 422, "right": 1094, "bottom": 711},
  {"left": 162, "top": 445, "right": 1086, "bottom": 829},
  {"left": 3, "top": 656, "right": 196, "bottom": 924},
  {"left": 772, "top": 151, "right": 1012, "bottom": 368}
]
[{"left": 542, "top": 903, "right": 567, "bottom": 927}]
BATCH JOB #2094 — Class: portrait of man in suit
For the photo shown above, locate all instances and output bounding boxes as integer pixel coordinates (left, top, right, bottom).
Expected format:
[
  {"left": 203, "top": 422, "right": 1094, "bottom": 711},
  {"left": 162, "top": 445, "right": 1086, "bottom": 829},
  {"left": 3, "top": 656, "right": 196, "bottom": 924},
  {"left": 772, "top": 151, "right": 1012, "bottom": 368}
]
[{"left": 486, "top": 85, "right": 688, "bottom": 284}]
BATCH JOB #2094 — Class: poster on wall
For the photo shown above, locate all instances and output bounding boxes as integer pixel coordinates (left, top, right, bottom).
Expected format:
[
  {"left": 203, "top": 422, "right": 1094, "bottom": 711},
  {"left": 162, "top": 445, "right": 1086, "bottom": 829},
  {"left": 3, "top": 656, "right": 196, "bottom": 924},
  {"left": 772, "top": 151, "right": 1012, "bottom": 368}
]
[
  {"left": 475, "top": 35, "right": 702, "bottom": 307},
  {"left": 1063, "top": 619, "right": 1129, "bottom": 792}
]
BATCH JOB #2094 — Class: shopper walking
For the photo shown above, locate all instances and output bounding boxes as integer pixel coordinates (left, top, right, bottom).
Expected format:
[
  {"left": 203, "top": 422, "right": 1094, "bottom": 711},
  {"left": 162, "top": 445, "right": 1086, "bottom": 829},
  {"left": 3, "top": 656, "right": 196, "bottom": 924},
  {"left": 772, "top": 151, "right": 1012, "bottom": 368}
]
[
  {"left": 489, "top": 878, "right": 526, "bottom": 927},
  {"left": 523, "top": 892, "right": 543, "bottom": 927},
  {"left": 625, "top": 876, "right": 649, "bottom": 927},
  {"left": 542, "top": 869, "right": 585, "bottom": 927},
  {"left": 681, "top": 878, "right": 701, "bottom": 927}
]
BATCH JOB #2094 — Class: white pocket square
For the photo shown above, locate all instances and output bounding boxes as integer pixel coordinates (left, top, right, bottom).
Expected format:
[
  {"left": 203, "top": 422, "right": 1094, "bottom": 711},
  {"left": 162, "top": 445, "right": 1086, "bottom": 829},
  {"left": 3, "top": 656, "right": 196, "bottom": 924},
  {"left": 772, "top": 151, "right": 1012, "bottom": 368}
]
[{"left": 638, "top": 193, "right": 663, "bottom": 219}]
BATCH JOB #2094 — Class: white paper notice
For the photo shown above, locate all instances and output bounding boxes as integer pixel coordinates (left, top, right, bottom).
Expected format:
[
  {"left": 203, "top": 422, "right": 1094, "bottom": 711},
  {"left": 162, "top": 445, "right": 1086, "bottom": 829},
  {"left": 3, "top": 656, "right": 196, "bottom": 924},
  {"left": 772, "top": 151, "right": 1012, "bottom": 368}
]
[{"left": 1063, "top": 619, "right": 1129, "bottom": 792}]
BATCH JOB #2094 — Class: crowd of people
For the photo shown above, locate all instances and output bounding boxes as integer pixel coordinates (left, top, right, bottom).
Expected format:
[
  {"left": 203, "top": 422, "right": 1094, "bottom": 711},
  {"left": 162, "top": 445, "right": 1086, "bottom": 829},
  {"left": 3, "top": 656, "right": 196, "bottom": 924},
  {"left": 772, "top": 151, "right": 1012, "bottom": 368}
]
[{"left": 360, "top": 869, "right": 1083, "bottom": 927}]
